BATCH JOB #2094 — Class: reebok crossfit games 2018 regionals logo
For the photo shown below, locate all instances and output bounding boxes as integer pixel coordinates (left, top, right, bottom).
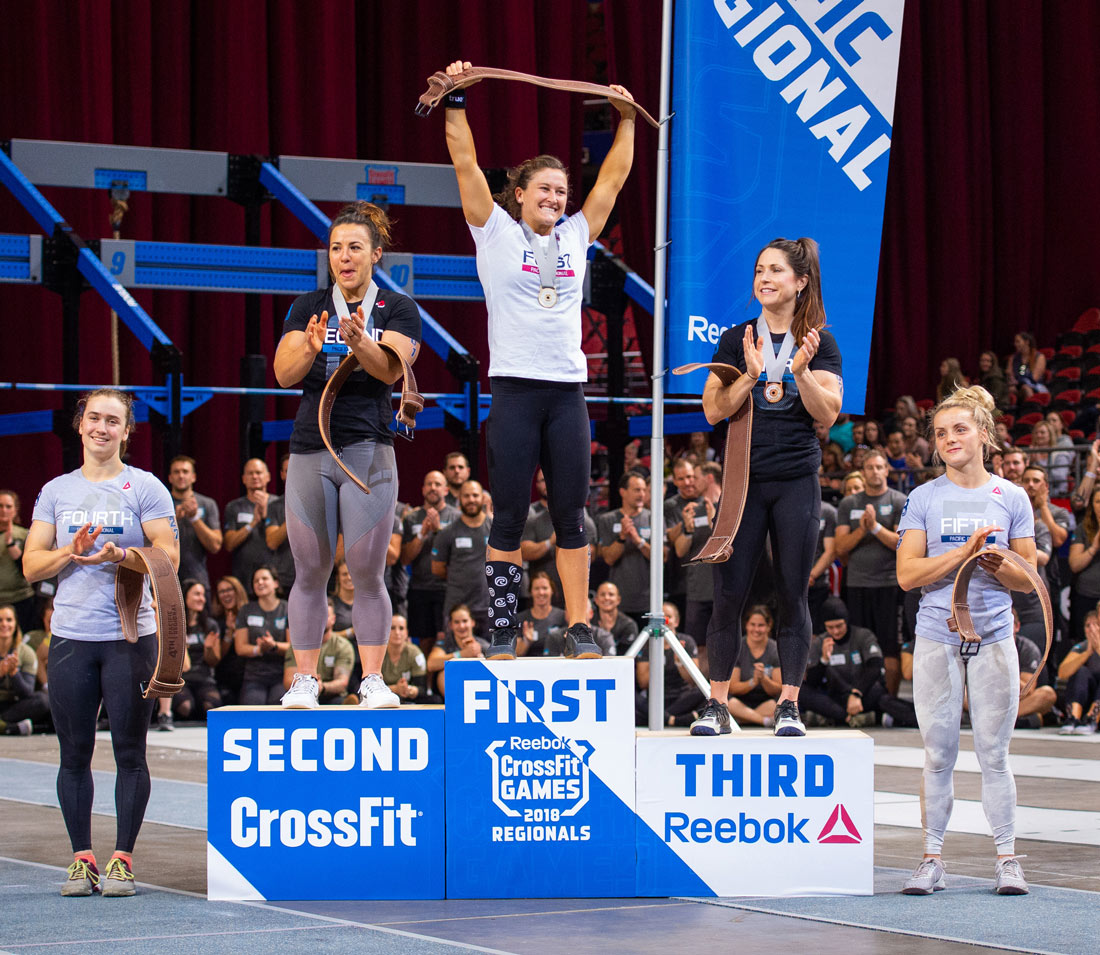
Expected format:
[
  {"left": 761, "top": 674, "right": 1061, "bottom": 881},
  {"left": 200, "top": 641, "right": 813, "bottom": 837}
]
[{"left": 485, "top": 735, "right": 595, "bottom": 843}]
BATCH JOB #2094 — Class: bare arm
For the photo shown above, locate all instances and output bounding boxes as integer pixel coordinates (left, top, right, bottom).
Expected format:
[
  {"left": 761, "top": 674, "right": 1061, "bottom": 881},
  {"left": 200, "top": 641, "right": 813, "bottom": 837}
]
[
  {"left": 702, "top": 372, "right": 754, "bottom": 426},
  {"left": 430, "top": 560, "right": 447, "bottom": 580},
  {"left": 274, "top": 320, "right": 325, "bottom": 388},
  {"left": 809, "top": 536, "right": 835, "bottom": 585},
  {"left": 1068, "top": 537, "right": 1099, "bottom": 573},
  {"left": 443, "top": 62, "right": 494, "bottom": 227},
  {"left": 386, "top": 531, "right": 401, "bottom": 567},
  {"left": 581, "top": 88, "right": 636, "bottom": 238},
  {"left": 265, "top": 522, "right": 288, "bottom": 551},
  {"left": 22, "top": 520, "right": 71, "bottom": 583}
]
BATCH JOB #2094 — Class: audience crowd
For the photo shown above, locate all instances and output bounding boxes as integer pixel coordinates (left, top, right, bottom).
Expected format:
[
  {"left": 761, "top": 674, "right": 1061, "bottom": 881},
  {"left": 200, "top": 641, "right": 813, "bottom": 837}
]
[{"left": 3, "top": 332, "right": 1100, "bottom": 735}]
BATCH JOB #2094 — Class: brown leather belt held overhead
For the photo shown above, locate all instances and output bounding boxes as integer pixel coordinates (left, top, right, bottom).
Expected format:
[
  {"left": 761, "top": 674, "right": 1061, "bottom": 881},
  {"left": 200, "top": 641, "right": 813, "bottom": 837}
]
[
  {"left": 114, "top": 546, "right": 186, "bottom": 699},
  {"left": 415, "top": 65, "right": 660, "bottom": 129},
  {"left": 319, "top": 343, "right": 425, "bottom": 496},
  {"left": 948, "top": 547, "right": 1053, "bottom": 699}
]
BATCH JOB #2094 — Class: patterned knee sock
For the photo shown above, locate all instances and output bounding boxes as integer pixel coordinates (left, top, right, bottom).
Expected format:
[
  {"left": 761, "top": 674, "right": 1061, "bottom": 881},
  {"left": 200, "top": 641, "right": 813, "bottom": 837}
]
[{"left": 485, "top": 561, "right": 523, "bottom": 630}]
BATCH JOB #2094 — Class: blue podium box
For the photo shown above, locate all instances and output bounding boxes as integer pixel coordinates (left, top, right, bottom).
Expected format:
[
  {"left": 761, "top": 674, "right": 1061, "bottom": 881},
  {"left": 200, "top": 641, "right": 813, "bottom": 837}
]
[
  {"left": 207, "top": 706, "right": 445, "bottom": 900},
  {"left": 444, "top": 659, "right": 637, "bottom": 898},
  {"left": 635, "top": 731, "right": 875, "bottom": 897}
]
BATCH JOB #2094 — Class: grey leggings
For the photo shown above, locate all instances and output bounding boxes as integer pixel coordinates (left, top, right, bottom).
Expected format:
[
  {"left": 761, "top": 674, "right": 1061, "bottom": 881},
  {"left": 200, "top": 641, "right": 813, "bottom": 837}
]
[
  {"left": 913, "top": 636, "right": 1019, "bottom": 855},
  {"left": 285, "top": 442, "right": 397, "bottom": 650}
]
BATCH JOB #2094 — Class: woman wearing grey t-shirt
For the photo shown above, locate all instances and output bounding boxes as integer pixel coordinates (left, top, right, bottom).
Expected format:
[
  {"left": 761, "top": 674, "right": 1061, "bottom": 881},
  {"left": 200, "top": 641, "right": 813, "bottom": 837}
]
[
  {"left": 24, "top": 389, "right": 178, "bottom": 898},
  {"left": 896, "top": 386, "right": 1036, "bottom": 897}
]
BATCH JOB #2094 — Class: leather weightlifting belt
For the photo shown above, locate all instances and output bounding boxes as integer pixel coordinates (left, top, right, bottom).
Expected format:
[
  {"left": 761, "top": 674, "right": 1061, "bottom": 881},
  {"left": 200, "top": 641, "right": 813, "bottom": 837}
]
[
  {"left": 319, "top": 344, "right": 424, "bottom": 496},
  {"left": 947, "top": 546, "right": 1052, "bottom": 698},
  {"left": 415, "top": 65, "right": 660, "bottom": 129},
  {"left": 114, "top": 546, "right": 186, "bottom": 699},
  {"left": 671, "top": 362, "right": 753, "bottom": 563}
]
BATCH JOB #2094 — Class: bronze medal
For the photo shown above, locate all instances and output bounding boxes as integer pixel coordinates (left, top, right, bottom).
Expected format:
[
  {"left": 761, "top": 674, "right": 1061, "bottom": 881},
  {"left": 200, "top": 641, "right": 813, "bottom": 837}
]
[{"left": 764, "top": 381, "right": 784, "bottom": 403}]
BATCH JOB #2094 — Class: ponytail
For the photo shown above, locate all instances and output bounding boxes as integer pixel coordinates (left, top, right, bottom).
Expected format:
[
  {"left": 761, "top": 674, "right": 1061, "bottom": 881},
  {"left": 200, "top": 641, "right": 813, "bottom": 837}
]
[{"left": 328, "top": 201, "right": 393, "bottom": 253}]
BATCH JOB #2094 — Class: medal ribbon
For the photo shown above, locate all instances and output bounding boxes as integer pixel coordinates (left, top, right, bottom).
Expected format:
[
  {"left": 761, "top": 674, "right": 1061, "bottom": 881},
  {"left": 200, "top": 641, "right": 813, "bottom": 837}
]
[
  {"left": 326, "top": 282, "right": 379, "bottom": 379},
  {"left": 755, "top": 316, "right": 796, "bottom": 384},
  {"left": 520, "top": 221, "right": 560, "bottom": 300}
]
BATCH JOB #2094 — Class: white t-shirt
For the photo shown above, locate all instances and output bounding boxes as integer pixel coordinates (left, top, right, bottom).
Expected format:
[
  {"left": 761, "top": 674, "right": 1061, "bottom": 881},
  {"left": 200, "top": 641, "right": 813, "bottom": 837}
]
[
  {"left": 897, "top": 473, "right": 1034, "bottom": 646},
  {"left": 468, "top": 204, "right": 590, "bottom": 382},
  {"left": 32, "top": 466, "right": 175, "bottom": 642}
]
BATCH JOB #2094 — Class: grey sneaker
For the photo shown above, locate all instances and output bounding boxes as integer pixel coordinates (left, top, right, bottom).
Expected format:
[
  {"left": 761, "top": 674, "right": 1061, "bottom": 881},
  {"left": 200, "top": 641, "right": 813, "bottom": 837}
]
[
  {"left": 101, "top": 857, "right": 136, "bottom": 897},
  {"left": 61, "top": 858, "right": 99, "bottom": 897},
  {"left": 994, "top": 856, "right": 1029, "bottom": 895},
  {"left": 281, "top": 672, "right": 320, "bottom": 709},
  {"left": 563, "top": 622, "right": 603, "bottom": 659},
  {"left": 901, "top": 857, "right": 946, "bottom": 895},
  {"left": 486, "top": 625, "right": 519, "bottom": 660},
  {"left": 774, "top": 699, "right": 806, "bottom": 737},
  {"left": 358, "top": 673, "right": 400, "bottom": 709},
  {"left": 1058, "top": 719, "right": 1078, "bottom": 735},
  {"left": 156, "top": 711, "right": 174, "bottom": 732},
  {"left": 689, "top": 698, "right": 731, "bottom": 736}
]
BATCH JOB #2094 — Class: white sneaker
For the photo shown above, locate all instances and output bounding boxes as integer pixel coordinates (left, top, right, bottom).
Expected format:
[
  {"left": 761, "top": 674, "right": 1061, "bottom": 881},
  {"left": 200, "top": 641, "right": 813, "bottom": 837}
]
[
  {"left": 994, "top": 856, "right": 1029, "bottom": 895},
  {"left": 358, "top": 673, "right": 400, "bottom": 709},
  {"left": 281, "top": 673, "right": 320, "bottom": 709},
  {"left": 901, "top": 857, "right": 946, "bottom": 895}
]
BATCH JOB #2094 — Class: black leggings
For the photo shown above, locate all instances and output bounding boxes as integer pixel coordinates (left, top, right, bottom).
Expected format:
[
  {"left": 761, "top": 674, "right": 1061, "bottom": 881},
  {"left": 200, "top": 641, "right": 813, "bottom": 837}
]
[
  {"left": 48, "top": 634, "right": 157, "bottom": 854},
  {"left": 485, "top": 377, "right": 591, "bottom": 551},
  {"left": 708, "top": 472, "right": 820, "bottom": 686}
]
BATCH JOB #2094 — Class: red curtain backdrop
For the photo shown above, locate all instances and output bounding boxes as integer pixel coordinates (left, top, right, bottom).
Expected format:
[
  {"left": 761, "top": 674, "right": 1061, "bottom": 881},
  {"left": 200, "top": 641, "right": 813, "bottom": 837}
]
[{"left": 3, "top": 0, "right": 1100, "bottom": 532}]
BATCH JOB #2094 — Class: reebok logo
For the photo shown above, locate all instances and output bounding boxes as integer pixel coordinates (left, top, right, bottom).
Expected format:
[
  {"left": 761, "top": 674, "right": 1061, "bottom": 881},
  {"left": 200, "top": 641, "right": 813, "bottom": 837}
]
[
  {"left": 122, "top": 482, "right": 131, "bottom": 489},
  {"left": 992, "top": 486, "right": 1002, "bottom": 495},
  {"left": 818, "top": 804, "right": 861, "bottom": 843}
]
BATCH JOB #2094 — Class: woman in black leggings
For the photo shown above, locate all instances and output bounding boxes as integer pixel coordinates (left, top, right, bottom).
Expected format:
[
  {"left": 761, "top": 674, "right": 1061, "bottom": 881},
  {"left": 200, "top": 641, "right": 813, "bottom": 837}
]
[
  {"left": 442, "top": 59, "right": 637, "bottom": 657},
  {"left": 24, "top": 388, "right": 178, "bottom": 896},
  {"left": 693, "top": 238, "right": 842, "bottom": 738}
]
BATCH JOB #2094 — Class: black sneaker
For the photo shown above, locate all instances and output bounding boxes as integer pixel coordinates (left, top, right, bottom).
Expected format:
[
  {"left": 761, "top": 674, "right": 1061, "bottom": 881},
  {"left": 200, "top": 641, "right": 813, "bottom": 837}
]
[
  {"left": 156, "top": 712, "right": 174, "bottom": 733},
  {"left": 774, "top": 699, "right": 806, "bottom": 737},
  {"left": 486, "top": 626, "right": 520, "bottom": 660},
  {"left": 563, "top": 622, "right": 603, "bottom": 659},
  {"left": 689, "top": 698, "right": 731, "bottom": 736}
]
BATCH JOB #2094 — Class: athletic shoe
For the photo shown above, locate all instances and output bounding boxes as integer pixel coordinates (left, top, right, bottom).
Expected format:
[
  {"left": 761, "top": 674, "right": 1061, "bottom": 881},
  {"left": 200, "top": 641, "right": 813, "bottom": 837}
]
[
  {"left": 156, "top": 712, "right": 174, "bottom": 732},
  {"left": 281, "top": 673, "right": 320, "bottom": 709},
  {"left": 61, "top": 858, "right": 99, "bottom": 897},
  {"left": 1073, "top": 719, "right": 1097, "bottom": 735},
  {"left": 1077, "top": 702, "right": 1100, "bottom": 734},
  {"left": 358, "top": 673, "right": 400, "bottom": 709},
  {"left": 563, "top": 622, "right": 603, "bottom": 659},
  {"left": 847, "top": 711, "right": 876, "bottom": 729},
  {"left": 901, "top": 857, "right": 946, "bottom": 895},
  {"left": 774, "top": 700, "right": 806, "bottom": 737},
  {"left": 14, "top": 718, "right": 32, "bottom": 736},
  {"left": 994, "top": 856, "right": 1029, "bottom": 895},
  {"left": 689, "top": 698, "right": 731, "bottom": 736},
  {"left": 101, "top": 857, "right": 136, "bottom": 897},
  {"left": 486, "top": 626, "right": 520, "bottom": 660},
  {"left": 1059, "top": 720, "right": 1078, "bottom": 735}
]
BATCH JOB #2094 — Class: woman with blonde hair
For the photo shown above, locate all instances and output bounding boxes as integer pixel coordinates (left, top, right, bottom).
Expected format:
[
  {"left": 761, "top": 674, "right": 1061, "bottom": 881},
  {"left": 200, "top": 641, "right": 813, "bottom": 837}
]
[{"left": 896, "top": 385, "right": 1036, "bottom": 896}]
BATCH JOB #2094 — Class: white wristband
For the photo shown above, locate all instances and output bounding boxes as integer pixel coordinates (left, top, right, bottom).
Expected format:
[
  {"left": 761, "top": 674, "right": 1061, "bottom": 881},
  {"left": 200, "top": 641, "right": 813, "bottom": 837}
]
[
  {"left": 872, "top": 523, "right": 884, "bottom": 536},
  {"left": 1087, "top": 471, "right": 1096, "bottom": 480}
]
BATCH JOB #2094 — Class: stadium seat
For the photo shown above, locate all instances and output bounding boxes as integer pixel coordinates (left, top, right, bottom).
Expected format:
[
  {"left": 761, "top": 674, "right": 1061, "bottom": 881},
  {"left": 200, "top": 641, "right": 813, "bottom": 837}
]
[
  {"left": 1054, "top": 366, "right": 1082, "bottom": 380},
  {"left": 1051, "top": 388, "right": 1082, "bottom": 410},
  {"left": 1015, "top": 434, "right": 1033, "bottom": 447},
  {"left": 1072, "top": 307, "right": 1100, "bottom": 332},
  {"left": 1016, "top": 412, "right": 1044, "bottom": 427},
  {"left": 1070, "top": 429, "right": 1085, "bottom": 441},
  {"left": 1057, "top": 344, "right": 1084, "bottom": 359}
]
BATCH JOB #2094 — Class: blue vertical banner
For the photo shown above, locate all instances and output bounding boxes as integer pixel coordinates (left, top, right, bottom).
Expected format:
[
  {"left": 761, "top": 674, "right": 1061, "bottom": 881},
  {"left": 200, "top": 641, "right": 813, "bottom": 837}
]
[{"left": 667, "top": 0, "right": 905, "bottom": 410}]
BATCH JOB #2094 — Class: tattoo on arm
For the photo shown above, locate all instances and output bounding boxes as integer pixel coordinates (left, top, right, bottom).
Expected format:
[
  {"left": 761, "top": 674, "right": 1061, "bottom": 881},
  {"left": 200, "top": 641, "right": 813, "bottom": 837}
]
[
  {"left": 835, "top": 374, "right": 844, "bottom": 397},
  {"left": 168, "top": 516, "right": 179, "bottom": 541}
]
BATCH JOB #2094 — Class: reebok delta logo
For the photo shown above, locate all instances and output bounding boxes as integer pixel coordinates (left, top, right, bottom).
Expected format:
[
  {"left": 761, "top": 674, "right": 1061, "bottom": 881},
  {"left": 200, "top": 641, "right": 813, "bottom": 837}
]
[
  {"left": 992, "top": 486, "right": 1002, "bottom": 495},
  {"left": 818, "top": 804, "right": 861, "bottom": 844}
]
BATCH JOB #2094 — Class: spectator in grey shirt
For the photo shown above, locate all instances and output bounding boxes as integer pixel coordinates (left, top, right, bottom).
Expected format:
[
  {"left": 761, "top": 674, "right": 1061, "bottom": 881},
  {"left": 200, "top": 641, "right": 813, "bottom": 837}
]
[
  {"left": 168, "top": 456, "right": 221, "bottom": 595},
  {"left": 431, "top": 480, "right": 492, "bottom": 636}
]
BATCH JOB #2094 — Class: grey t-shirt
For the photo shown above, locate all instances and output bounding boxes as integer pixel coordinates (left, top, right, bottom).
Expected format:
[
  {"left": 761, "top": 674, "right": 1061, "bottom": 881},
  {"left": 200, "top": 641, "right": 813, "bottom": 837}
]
[
  {"left": 898, "top": 474, "right": 1034, "bottom": 645},
  {"left": 32, "top": 466, "right": 174, "bottom": 641},
  {"left": 664, "top": 494, "right": 714, "bottom": 603},
  {"left": 521, "top": 506, "right": 597, "bottom": 602},
  {"left": 1013, "top": 520, "right": 1051, "bottom": 629},
  {"left": 596, "top": 508, "right": 653, "bottom": 614},
  {"left": 517, "top": 606, "right": 568, "bottom": 656},
  {"left": 403, "top": 504, "right": 458, "bottom": 592},
  {"left": 1072, "top": 523, "right": 1100, "bottom": 598},
  {"left": 174, "top": 490, "right": 219, "bottom": 591},
  {"left": 731, "top": 637, "right": 781, "bottom": 704},
  {"left": 432, "top": 516, "right": 492, "bottom": 615},
  {"left": 838, "top": 488, "right": 907, "bottom": 587},
  {"left": 224, "top": 496, "right": 275, "bottom": 595},
  {"left": 814, "top": 502, "right": 838, "bottom": 576}
]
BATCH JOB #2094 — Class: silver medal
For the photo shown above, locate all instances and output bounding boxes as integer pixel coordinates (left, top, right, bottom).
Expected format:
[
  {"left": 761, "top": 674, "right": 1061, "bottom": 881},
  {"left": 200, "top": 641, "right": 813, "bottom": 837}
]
[{"left": 538, "top": 287, "right": 558, "bottom": 308}]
